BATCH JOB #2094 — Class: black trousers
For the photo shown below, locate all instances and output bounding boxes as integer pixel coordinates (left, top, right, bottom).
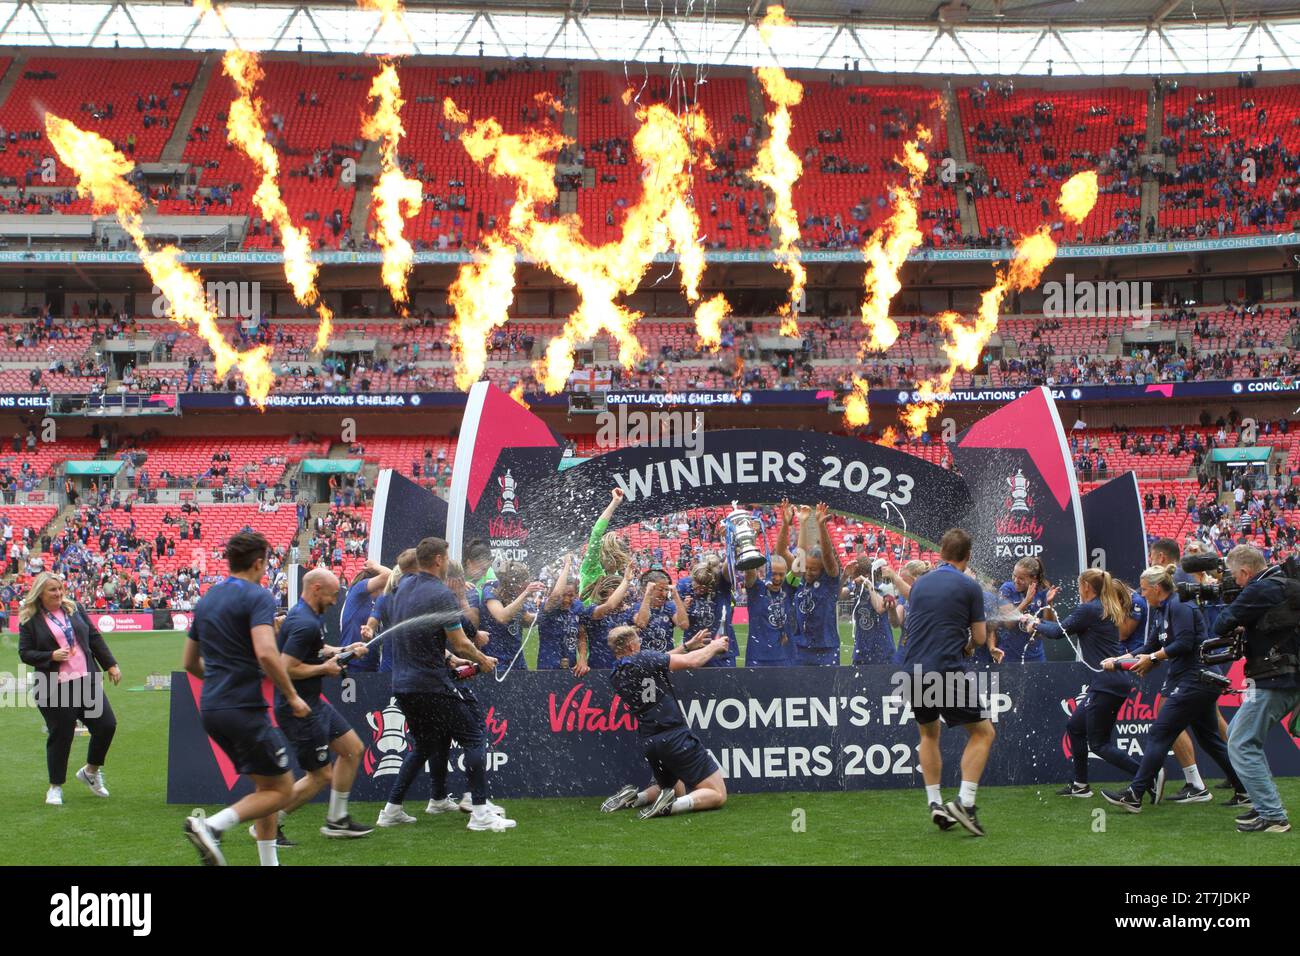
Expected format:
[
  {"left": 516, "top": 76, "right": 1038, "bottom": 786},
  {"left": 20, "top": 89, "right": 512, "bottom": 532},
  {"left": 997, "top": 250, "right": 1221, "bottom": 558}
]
[
  {"left": 393, "top": 692, "right": 487, "bottom": 805},
  {"left": 36, "top": 680, "right": 117, "bottom": 786},
  {"left": 1068, "top": 689, "right": 1140, "bottom": 783},
  {"left": 1132, "top": 681, "right": 1241, "bottom": 795}
]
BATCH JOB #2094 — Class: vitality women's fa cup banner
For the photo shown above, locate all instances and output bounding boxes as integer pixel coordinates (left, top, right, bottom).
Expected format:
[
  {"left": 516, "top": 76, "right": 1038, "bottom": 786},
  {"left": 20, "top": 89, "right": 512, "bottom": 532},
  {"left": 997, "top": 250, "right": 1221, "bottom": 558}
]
[{"left": 369, "top": 382, "right": 1089, "bottom": 595}]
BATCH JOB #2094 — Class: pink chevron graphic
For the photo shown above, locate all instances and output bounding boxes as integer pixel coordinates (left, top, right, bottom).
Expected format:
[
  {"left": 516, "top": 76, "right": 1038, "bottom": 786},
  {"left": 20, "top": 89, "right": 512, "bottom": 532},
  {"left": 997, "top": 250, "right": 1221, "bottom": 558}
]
[
  {"left": 1144, "top": 384, "right": 1174, "bottom": 398},
  {"left": 187, "top": 673, "right": 240, "bottom": 791}
]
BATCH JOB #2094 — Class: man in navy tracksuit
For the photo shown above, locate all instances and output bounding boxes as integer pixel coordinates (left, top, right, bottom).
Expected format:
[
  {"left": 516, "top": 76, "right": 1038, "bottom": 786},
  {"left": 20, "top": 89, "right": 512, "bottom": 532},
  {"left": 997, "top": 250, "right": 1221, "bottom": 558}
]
[
  {"left": 375, "top": 537, "right": 514, "bottom": 833},
  {"left": 1101, "top": 565, "right": 1248, "bottom": 812}
]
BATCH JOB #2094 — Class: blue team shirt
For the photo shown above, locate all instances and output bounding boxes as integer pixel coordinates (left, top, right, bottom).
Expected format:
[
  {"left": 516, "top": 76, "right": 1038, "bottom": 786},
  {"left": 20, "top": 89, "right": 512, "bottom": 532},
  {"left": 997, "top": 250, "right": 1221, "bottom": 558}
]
[
  {"left": 901, "top": 563, "right": 986, "bottom": 674},
  {"left": 1035, "top": 598, "right": 1132, "bottom": 697},
  {"left": 338, "top": 582, "right": 377, "bottom": 673},
  {"left": 189, "top": 577, "right": 279, "bottom": 711},
  {"left": 994, "top": 580, "right": 1048, "bottom": 662},
  {"left": 388, "top": 572, "right": 465, "bottom": 697},
  {"left": 611, "top": 650, "right": 684, "bottom": 736},
  {"left": 537, "top": 598, "right": 583, "bottom": 669},
  {"left": 579, "top": 602, "right": 633, "bottom": 669},
  {"left": 639, "top": 601, "right": 678, "bottom": 653},
  {"left": 676, "top": 577, "right": 735, "bottom": 667},
  {"left": 276, "top": 598, "right": 328, "bottom": 706},
  {"left": 1142, "top": 594, "right": 1212, "bottom": 692},
  {"left": 479, "top": 580, "right": 528, "bottom": 670},
  {"left": 850, "top": 581, "right": 896, "bottom": 666},
  {"left": 790, "top": 569, "right": 840, "bottom": 651},
  {"left": 1124, "top": 593, "right": 1149, "bottom": 655},
  {"left": 745, "top": 578, "right": 795, "bottom": 664}
]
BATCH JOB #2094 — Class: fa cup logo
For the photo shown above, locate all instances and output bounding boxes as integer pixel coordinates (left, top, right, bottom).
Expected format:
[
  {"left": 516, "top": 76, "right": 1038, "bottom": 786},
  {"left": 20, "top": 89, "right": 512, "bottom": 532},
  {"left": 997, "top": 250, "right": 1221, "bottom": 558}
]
[
  {"left": 1006, "top": 469, "right": 1031, "bottom": 514},
  {"left": 364, "top": 697, "right": 410, "bottom": 777},
  {"left": 498, "top": 469, "right": 518, "bottom": 515}
]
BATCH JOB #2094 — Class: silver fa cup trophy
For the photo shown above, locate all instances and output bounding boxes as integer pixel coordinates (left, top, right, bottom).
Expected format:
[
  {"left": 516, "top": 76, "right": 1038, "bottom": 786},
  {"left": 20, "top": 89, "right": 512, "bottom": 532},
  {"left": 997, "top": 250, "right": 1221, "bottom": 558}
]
[{"left": 722, "top": 502, "right": 767, "bottom": 572}]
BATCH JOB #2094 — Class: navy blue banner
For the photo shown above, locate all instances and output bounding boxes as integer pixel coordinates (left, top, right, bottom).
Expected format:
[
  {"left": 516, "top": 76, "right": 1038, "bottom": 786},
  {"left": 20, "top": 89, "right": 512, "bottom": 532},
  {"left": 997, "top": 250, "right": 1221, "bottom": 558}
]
[
  {"left": 152, "top": 376, "right": 1300, "bottom": 413},
  {"left": 1082, "top": 472, "right": 1149, "bottom": 588},
  {"left": 165, "top": 663, "right": 1300, "bottom": 804}
]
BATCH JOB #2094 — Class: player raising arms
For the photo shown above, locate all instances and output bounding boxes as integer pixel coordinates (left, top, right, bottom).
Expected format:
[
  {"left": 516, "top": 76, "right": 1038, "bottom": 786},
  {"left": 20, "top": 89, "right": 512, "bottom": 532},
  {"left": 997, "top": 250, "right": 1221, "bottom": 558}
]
[
  {"left": 601, "top": 625, "right": 729, "bottom": 818},
  {"left": 181, "top": 531, "right": 310, "bottom": 867}
]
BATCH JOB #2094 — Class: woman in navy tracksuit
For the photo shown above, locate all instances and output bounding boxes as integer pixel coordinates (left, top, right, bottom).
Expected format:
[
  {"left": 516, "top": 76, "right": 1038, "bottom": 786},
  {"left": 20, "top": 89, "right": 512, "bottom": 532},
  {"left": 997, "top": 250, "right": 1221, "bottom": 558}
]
[
  {"left": 1100, "top": 565, "right": 1246, "bottom": 812},
  {"left": 1027, "top": 568, "right": 1139, "bottom": 796}
]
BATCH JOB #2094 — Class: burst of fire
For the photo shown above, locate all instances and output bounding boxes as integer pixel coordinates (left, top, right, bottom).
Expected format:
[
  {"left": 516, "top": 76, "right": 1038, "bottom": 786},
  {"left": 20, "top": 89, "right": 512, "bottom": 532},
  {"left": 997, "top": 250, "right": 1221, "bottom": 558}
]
[
  {"left": 694, "top": 293, "right": 731, "bottom": 350},
  {"left": 843, "top": 130, "right": 931, "bottom": 427},
  {"left": 878, "top": 426, "right": 899, "bottom": 447},
  {"left": 447, "top": 237, "right": 517, "bottom": 391},
  {"left": 446, "top": 96, "right": 717, "bottom": 393},
  {"left": 887, "top": 175, "right": 1099, "bottom": 437},
  {"left": 1058, "top": 171, "right": 1099, "bottom": 224},
  {"left": 508, "top": 382, "right": 529, "bottom": 407},
  {"left": 45, "top": 113, "right": 275, "bottom": 406},
  {"left": 362, "top": 61, "right": 423, "bottom": 311},
  {"left": 753, "top": 6, "right": 805, "bottom": 336},
  {"left": 223, "top": 49, "right": 333, "bottom": 351}
]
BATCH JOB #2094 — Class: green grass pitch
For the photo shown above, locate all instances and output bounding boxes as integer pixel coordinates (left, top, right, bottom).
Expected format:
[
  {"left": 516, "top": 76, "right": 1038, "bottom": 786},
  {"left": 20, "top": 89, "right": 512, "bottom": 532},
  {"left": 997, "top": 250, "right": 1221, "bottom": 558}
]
[{"left": 1, "top": 630, "right": 1295, "bottom": 866}]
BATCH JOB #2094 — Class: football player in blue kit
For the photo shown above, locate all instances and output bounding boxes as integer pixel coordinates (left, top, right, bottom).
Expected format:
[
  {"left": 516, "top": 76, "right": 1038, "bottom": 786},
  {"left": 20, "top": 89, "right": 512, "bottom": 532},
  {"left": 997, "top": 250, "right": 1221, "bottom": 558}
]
[
  {"left": 990, "top": 557, "right": 1058, "bottom": 664},
  {"left": 743, "top": 554, "right": 795, "bottom": 666},
  {"left": 899, "top": 529, "right": 996, "bottom": 837},
  {"left": 1100, "top": 564, "right": 1249, "bottom": 813},
  {"left": 576, "top": 560, "right": 636, "bottom": 674},
  {"left": 600, "top": 624, "right": 730, "bottom": 818},
  {"left": 1024, "top": 568, "right": 1143, "bottom": 796},
  {"left": 336, "top": 560, "right": 391, "bottom": 674},
  {"left": 677, "top": 557, "right": 737, "bottom": 667},
  {"left": 775, "top": 500, "right": 842, "bottom": 666},
  {"left": 842, "top": 556, "right": 898, "bottom": 666},
  {"left": 538, "top": 554, "right": 584, "bottom": 670},
  {"left": 271, "top": 567, "right": 374, "bottom": 840},
  {"left": 634, "top": 568, "right": 688, "bottom": 653},
  {"left": 479, "top": 561, "right": 546, "bottom": 671},
  {"left": 181, "top": 531, "right": 310, "bottom": 867}
]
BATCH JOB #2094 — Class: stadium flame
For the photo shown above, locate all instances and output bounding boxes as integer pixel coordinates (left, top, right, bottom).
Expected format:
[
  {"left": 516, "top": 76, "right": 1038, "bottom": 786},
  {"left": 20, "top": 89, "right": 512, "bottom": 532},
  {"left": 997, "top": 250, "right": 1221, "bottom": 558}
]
[
  {"left": 445, "top": 96, "right": 716, "bottom": 393},
  {"left": 224, "top": 49, "right": 334, "bottom": 351},
  {"left": 753, "top": 6, "right": 805, "bottom": 336},
  {"left": 362, "top": 61, "right": 423, "bottom": 311},
  {"left": 886, "top": 172, "right": 1099, "bottom": 436},
  {"left": 45, "top": 113, "right": 275, "bottom": 406},
  {"left": 843, "top": 130, "right": 931, "bottom": 428}
]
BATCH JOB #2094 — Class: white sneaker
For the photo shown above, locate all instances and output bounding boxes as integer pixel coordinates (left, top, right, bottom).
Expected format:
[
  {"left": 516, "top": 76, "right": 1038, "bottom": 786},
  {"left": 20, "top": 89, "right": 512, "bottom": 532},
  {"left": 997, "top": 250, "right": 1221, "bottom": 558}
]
[
  {"left": 377, "top": 805, "right": 418, "bottom": 827},
  {"left": 45, "top": 785, "right": 63, "bottom": 806},
  {"left": 457, "top": 792, "right": 474, "bottom": 812},
  {"left": 76, "top": 766, "right": 109, "bottom": 798},
  {"left": 425, "top": 797, "right": 459, "bottom": 815},
  {"left": 456, "top": 793, "right": 506, "bottom": 816},
  {"left": 467, "top": 810, "right": 517, "bottom": 831}
]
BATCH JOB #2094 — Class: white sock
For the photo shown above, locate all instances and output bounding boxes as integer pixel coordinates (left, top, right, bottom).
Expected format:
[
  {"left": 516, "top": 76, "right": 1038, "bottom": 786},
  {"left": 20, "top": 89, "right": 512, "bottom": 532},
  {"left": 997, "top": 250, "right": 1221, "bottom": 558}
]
[
  {"left": 256, "top": 839, "right": 279, "bottom": 866},
  {"left": 669, "top": 794, "right": 695, "bottom": 814},
  {"left": 959, "top": 780, "right": 978, "bottom": 808},
  {"left": 383, "top": 802, "right": 404, "bottom": 815},
  {"left": 634, "top": 790, "right": 653, "bottom": 807},
  {"left": 1182, "top": 764, "right": 1205, "bottom": 789},
  {"left": 925, "top": 784, "right": 942, "bottom": 806},
  {"left": 462, "top": 792, "right": 472, "bottom": 804},
  {"left": 208, "top": 807, "right": 240, "bottom": 835},
  {"left": 328, "top": 790, "right": 349, "bottom": 822}
]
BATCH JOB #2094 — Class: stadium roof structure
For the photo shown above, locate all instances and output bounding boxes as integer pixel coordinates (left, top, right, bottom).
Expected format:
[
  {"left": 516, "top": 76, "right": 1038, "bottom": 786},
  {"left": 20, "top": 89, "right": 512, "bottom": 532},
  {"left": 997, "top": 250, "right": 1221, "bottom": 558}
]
[{"left": 6, "top": 0, "right": 1300, "bottom": 75}]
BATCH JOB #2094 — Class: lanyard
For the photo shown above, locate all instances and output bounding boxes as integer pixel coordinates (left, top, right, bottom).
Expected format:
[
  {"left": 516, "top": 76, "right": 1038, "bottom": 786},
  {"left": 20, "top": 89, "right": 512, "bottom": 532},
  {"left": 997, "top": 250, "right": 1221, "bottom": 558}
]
[{"left": 47, "top": 611, "right": 75, "bottom": 650}]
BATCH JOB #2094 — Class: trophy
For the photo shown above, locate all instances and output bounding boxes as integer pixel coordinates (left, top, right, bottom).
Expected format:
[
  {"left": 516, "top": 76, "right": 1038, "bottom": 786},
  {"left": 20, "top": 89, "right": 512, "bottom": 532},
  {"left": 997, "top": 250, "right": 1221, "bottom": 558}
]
[{"left": 720, "top": 502, "right": 769, "bottom": 579}]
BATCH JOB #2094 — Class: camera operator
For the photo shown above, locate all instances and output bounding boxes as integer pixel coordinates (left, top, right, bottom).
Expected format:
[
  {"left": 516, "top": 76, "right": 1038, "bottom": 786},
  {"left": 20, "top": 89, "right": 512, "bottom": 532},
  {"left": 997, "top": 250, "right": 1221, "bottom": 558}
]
[{"left": 1218, "top": 545, "right": 1300, "bottom": 833}]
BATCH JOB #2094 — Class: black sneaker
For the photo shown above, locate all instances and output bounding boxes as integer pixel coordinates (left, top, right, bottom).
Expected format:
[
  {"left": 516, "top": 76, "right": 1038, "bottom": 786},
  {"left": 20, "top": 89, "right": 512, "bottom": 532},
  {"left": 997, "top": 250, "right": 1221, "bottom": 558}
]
[
  {"left": 1167, "top": 784, "right": 1213, "bottom": 804},
  {"left": 637, "top": 788, "right": 676, "bottom": 820},
  {"left": 930, "top": 802, "right": 956, "bottom": 831},
  {"left": 1235, "top": 809, "right": 1260, "bottom": 825},
  {"left": 248, "top": 823, "right": 296, "bottom": 847},
  {"left": 601, "top": 784, "right": 638, "bottom": 813},
  {"left": 1101, "top": 787, "right": 1143, "bottom": 814},
  {"left": 1057, "top": 782, "right": 1093, "bottom": 798},
  {"left": 944, "top": 801, "right": 985, "bottom": 837},
  {"left": 320, "top": 815, "right": 374, "bottom": 839},
  {"left": 1224, "top": 791, "right": 1253, "bottom": 809},
  {"left": 1237, "top": 816, "right": 1291, "bottom": 833}
]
